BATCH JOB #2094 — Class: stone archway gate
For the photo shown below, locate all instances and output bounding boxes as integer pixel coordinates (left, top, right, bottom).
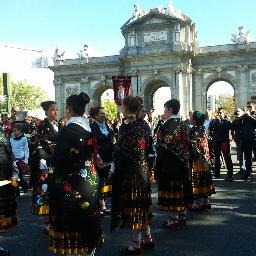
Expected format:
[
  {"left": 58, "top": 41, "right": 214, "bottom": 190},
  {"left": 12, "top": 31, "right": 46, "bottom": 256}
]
[{"left": 49, "top": 7, "right": 256, "bottom": 117}]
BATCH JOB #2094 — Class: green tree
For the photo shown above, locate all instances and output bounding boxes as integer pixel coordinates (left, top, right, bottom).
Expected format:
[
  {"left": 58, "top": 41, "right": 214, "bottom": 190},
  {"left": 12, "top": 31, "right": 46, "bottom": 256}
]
[
  {"left": 101, "top": 100, "right": 117, "bottom": 121},
  {"left": 215, "top": 95, "right": 235, "bottom": 117},
  {"left": 0, "top": 78, "right": 47, "bottom": 111}
]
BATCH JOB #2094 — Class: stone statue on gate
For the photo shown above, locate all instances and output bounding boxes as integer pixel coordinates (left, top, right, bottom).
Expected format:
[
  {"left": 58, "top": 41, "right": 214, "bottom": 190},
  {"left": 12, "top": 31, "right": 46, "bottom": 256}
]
[
  {"left": 231, "top": 26, "right": 250, "bottom": 44},
  {"left": 77, "top": 44, "right": 90, "bottom": 62},
  {"left": 132, "top": 4, "right": 142, "bottom": 20},
  {"left": 53, "top": 47, "right": 65, "bottom": 63}
]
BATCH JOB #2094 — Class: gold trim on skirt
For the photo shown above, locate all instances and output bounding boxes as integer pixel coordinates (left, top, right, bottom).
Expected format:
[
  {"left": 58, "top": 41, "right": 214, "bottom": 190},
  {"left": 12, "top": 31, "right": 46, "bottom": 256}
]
[
  {"left": 0, "top": 214, "right": 18, "bottom": 233},
  {"left": 49, "top": 229, "right": 104, "bottom": 255}
]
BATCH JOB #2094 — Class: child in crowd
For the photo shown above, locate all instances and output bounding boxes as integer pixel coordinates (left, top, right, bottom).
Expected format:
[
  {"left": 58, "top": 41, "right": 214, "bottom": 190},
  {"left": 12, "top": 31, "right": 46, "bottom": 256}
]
[{"left": 10, "top": 123, "right": 29, "bottom": 193}]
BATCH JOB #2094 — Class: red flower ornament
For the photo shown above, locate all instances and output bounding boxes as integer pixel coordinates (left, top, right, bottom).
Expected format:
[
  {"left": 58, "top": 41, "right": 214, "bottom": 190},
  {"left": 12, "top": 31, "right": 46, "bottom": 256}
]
[
  {"left": 64, "top": 183, "right": 72, "bottom": 192},
  {"left": 91, "top": 163, "right": 97, "bottom": 174},
  {"left": 87, "top": 138, "right": 93, "bottom": 146},
  {"left": 173, "top": 134, "right": 179, "bottom": 143},
  {"left": 139, "top": 139, "right": 146, "bottom": 149}
]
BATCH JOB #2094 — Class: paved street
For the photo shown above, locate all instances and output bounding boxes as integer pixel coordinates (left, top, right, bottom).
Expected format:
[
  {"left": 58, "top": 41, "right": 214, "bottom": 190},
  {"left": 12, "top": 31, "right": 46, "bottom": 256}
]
[{"left": 1, "top": 163, "right": 256, "bottom": 256}]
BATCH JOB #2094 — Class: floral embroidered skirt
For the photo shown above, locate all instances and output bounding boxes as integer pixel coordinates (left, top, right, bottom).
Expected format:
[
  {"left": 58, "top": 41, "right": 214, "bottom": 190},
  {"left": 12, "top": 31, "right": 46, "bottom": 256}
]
[
  {"left": 191, "top": 158, "right": 215, "bottom": 197},
  {"left": 48, "top": 204, "right": 104, "bottom": 254},
  {"left": 0, "top": 184, "right": 18, "bottom": 232},
  {"left": 111, "top": 172, "right": 152, "bottom": 231},
  {"left": 98, "top": 165, "right": 112, "bottom": 198},
  {"left": 48, "top": 175, "right": 104, "bottom": 254}
]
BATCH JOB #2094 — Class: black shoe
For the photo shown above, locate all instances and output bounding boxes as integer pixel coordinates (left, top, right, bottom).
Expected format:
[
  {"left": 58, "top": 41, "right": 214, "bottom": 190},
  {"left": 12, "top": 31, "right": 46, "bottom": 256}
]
[
  {"left": 120, "top": 247, "right": 142, "bottom": 255},
  {"left": 241, "top": 173, "right": 250, "bottom": 180},
  {"left": 236, "top": 170, "right": 245, "bottom": 176},
  {"left": 225, "top": 176, "right": 233, "bottom": 182},
  {"left": 0, "top": 247, "right": 10, "bottom": 256}
]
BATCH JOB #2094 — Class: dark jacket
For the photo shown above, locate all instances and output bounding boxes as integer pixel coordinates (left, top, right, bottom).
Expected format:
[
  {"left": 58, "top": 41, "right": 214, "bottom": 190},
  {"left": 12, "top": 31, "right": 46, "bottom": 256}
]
[
  {"left": 240, "top": 112, "right": 256, "bottom": 141},
  {"left": 90, "top": 121, "right": 114, "bottom": 163},
  {"left": 209, "top": 118, "right": 232, "bottom": 142},
  {"left": 0, "top": 135, "right": 13, "bottom": 180},
  {"left": 232, "top": 118, "right": 242, "bottom": 142}
]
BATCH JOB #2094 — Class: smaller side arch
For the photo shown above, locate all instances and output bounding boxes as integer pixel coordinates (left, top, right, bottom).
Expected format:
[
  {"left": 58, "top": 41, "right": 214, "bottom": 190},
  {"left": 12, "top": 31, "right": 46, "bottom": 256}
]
[
  {"left": 203, "top": 72, "right": 238, "bottom": 92},
  {"left": 91, "top": 80, "right": 113, "bottom": 106},
  {"left": 142, "top": 75, "right": 173, "bottom": 108},
  {"left": 203, "top": 72, "right": 238, "bottom": 110}
]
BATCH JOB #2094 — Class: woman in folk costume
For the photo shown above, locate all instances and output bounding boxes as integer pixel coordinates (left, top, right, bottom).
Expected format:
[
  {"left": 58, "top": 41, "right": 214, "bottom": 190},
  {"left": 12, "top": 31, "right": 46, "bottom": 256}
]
[
  {"left": 90, "top": 107, "right": 114, "bottom": 215},
  {"left": 156, "top": 99, "right": 192, "bottom": 229},
  {"left": 48, "top": 92, "right": 103, "bottom": 256},
  {"left": 0, "top": 130, "right": 18, "bottom": 255},
  {"left": 189, "top": 111, "right": 215, "bottom": 211},
  {"left": 30, "top": 101, "right": 58, "bottom": 232},
  {"left": 111, "top": 96, "right": 154, "bottom": 255}
]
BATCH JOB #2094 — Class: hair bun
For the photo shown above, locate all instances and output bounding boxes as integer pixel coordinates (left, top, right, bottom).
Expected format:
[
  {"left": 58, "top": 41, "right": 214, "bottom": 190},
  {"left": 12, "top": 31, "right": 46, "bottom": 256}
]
[
  {"left": 41, "top": 100, "right": 56, "bottom": 112},
  {"left": 79, "top": 92, "right": 90, "bottom": 105}
]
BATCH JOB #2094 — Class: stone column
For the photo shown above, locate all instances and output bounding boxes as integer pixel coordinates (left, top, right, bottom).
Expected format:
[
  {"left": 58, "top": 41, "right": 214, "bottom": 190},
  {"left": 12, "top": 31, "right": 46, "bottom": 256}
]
[
  {"left": 236, "top": 65, "right": 249, "bottom": 108},
  {"left": 80, "top": 77, "right": 91, "bottom": 114},
  {"left": 131, "top": 70, "right": 138, "bottom": 96},
  {"left": 53, "top": 79, "right": 64, "bottom": 117},
  {"left": 193, "top": 69, "right": 203, "bottom": 111},
  {"left": 174, "top": 65, "right": 193, "bottom": 118}
]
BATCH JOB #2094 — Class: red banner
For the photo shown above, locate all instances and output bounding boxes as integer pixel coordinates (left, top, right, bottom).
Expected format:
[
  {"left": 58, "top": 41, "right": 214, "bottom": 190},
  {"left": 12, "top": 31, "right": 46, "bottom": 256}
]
[{"left": 112, "top": 76, "right": 131, "bottom": 106}]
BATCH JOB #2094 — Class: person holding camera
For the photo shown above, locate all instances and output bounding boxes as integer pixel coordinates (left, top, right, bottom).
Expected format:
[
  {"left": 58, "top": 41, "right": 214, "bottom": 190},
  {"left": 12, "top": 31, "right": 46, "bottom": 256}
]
[{"left": 208, "top": 107, "right": 233, "bottom": 181}]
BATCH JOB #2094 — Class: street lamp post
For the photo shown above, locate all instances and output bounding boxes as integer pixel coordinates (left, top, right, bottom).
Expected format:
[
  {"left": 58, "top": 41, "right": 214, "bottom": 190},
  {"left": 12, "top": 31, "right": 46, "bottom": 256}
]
[{"left": 2, "top": 73, "right": 11, "bottom": 113}]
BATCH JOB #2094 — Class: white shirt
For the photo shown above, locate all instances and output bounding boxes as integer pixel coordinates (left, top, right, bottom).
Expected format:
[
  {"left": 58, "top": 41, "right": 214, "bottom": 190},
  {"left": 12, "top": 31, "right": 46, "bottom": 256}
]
[
  {"left": 96, "top": 121, "right": 109, "bottom": 136},
  {"left": 10, "top": 136, "right": 29, "bottom": 164}
]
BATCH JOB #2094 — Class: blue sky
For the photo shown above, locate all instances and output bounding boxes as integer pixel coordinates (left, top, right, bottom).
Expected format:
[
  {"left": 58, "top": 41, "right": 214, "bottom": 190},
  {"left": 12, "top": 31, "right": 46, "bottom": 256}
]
[{"left": 0, "top": 0, "right": 256, "bottom": 57}]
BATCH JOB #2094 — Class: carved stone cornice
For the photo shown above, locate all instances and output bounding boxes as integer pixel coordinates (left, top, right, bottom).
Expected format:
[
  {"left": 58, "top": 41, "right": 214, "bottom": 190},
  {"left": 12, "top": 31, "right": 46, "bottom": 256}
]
[
  {"left": 153, "top": 68, "right": 159, "bottom": 76},
  {"left": 81, "top": 77, "right": 89, "bottom": 83},
  {"left": 182, "top": 50, "right": 195, "bottom": 61},
  {"left": 236, "top": 64, "right": 248, "bottom": 72},
  {"left": 173, "top": 64, "right": 187, "bottom": 74},
  {"left": 192, "top": 67, "right": 202, "bottom": 75},
  {"left": 131, "top": 70, "right": 138, "bottom": 76}
]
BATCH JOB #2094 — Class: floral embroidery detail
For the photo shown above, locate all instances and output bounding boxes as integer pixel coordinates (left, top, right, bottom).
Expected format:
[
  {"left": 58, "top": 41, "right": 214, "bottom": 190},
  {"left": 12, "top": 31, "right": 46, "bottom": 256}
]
[
  {"left": 91, "top": 163, "right": 97, "bottom": 174},
  {"left": 87, "top": 138, "right": 93, "bottom": 146},
  {"left": 39, "top": 173, "right": 48, "bottom": 183},
  {"left": 64, "top": 183, "right": 72, "bottom": 192},
  {"left": 158, "top": 119, "right": 189, "bottom": 166},
  {"left": 81, "top": 201, "right": 90, "bottom": 209},
  {"left": 139, "top": 139, "right": 146, "bottom": 149},
  {"left": 74, "top": 192, "right": 81, "bottom": 198},
  {"left": 80, "top": 169, "right": 88, "bottom": 178},
  {"left": 85, "top": 160, "right": 91, "bottom": 167},
  {"left": 42, "top": 183, "right": 48, "bottom": 191},
  {"left": 70, "top": 147, "right": 80, "bottom": 154},
  {"left": 173, "top": 133, "right": 179, "bottom": 143},
  {"left": 190, "top": 126, "right": 210, "bottom": 163}
]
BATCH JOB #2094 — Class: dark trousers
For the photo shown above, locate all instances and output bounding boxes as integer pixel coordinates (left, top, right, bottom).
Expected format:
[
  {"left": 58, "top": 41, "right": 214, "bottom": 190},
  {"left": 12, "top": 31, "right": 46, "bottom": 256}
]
[
  {"left": 214, "top": 141, "right": 233, "bottom": 177},
  {"left": 242, "top": 139, "right": 256, "bottom": 175},
  {"left": 208, "top": 139, "right": 215, "bottom": 172},
  {"left": 235, "top": 141, "right": 245, "bottom": 172}
]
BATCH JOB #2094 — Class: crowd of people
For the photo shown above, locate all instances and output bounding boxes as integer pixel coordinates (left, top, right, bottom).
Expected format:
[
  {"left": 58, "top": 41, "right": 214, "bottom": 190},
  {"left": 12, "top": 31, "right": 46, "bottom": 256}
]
[{"left": 0, "top": 94, "right": 255, "bottom": 256}]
